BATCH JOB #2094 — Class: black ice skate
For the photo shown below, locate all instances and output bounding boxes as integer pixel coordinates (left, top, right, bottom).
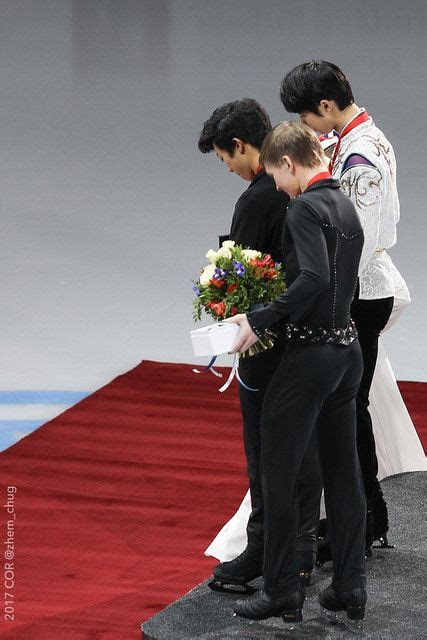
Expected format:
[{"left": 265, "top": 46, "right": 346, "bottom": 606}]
[
  {"left": 319, "top": 583, "right": 367, "bottom": 632},
  {"left": 208, "top": 548, "right": 262, "bottom": 594}
]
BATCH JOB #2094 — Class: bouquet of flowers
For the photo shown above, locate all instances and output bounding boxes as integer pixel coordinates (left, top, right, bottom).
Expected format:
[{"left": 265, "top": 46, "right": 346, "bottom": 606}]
[{"left": 192, "top": 240, "right": 286, "bottom": 356}]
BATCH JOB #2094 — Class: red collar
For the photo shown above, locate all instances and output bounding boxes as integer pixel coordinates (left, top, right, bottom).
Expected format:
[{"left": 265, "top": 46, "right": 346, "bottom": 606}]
[
  {"left": 306, "top": 171, "right": 332, "bottom": 189},
  {"left": 329, "top": 110, "right": 370, "bottom": 172}
]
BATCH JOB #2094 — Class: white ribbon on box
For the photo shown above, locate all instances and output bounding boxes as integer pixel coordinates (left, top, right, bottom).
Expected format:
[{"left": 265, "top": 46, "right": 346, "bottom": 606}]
[{"left": 190, "top": 322, "right": 258, "bottom": 393}]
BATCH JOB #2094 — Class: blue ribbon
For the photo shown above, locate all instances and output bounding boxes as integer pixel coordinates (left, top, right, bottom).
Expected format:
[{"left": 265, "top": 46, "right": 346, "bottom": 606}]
[
  {"left": 193, "top": 354, "right": 258, "bottom": 392},
  {"left": 192, "top": 355, "right": 218, "bottom": 374}
]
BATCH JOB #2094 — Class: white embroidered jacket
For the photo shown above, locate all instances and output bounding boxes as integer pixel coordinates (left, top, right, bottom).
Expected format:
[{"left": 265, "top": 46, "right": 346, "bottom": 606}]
[{"left": 332, "top": 111, "right": 405, "bottom": 300}]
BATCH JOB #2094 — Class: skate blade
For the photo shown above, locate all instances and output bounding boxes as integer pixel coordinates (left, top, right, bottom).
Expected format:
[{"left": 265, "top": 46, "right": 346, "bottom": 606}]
[
  {"left": 208, "top": 578, "right": 257, "bottom": 595},
  {"left": 372, "top": 537, "right": 396, "bottom": 549}
]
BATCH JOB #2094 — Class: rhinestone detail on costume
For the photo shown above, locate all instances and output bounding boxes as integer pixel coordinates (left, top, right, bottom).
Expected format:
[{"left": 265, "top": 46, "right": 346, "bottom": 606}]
[{"left": 285, "top": 319, "right": 357, "bottom": 346}]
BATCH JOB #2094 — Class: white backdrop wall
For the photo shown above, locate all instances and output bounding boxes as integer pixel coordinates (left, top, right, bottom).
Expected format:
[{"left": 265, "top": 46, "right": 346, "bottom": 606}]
[{"left": 1, "top": 0, "right": 426, "bottom": 409}]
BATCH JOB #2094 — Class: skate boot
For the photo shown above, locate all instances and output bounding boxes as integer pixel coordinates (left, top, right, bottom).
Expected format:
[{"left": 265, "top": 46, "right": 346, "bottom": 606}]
[
  {"left": 319, "top": 583, "right": 367, "bottom": 632},
  {"left": 234, "top": 589, "right": 304, "bottom": 622},
  {"left": 208, "top": 547, "right": 262, "bottom": 594}
]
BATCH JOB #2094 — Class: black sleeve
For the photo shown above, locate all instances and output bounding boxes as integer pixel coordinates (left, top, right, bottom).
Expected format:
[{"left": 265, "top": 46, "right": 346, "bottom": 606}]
[{"left": 247, "top": 201, "right": 330, "bottom": 333}]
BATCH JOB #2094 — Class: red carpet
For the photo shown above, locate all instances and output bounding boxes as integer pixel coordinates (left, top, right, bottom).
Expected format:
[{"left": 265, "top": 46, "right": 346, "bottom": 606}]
[{"left": 0, "top": 361, "right": 425, "bottom": 639}]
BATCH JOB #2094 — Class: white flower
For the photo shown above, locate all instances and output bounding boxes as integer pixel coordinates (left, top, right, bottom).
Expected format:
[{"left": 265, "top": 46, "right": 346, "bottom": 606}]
[
  {"left": 216, "top": 246, "right": 232, "bottom": 259},
  {"left": 199, "top": 263, "right": 216, "bottom": 285},
  {"left": 242, "top": 249, "right": 261, "bottom": 260},
  {"left": 221, "top": 240, "right": 235, "bottom": 249},
  {"left": 205, "top": 249, "right": 218, "bottom": 264}
]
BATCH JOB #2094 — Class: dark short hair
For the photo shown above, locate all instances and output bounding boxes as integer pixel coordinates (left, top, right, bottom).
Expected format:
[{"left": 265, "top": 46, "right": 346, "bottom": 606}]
[
  {"left": 198, "top": 98, "right": 272, "bottom": 154},
  {"left": 280, "top": 60, "right": 354, "bottom": 115},
  {"left": 260, "top": 121, "right": 325, "bottom": 169}
]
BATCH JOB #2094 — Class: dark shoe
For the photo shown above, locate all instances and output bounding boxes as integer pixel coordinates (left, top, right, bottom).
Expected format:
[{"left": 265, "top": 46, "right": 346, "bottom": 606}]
[
  {"left": 208, "top": 548, "right": 262, "bottom": 594},
  {"left": 234, "top": 589, "right": 304, "bottom": 622},
  {"left": 319, "top": 584, "right": 367, "bottom": 621},
  {"left": 372, "top": 534, "right": 395, "bottom": 549},
  {"left": 367, "top": 508, "right": 395, "bottom": 553}
]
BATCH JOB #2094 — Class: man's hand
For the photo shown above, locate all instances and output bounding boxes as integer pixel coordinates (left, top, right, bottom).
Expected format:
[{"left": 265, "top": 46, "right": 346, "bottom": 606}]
[{"left": 223, "top": 314, "right": 258, "bottom": 353}]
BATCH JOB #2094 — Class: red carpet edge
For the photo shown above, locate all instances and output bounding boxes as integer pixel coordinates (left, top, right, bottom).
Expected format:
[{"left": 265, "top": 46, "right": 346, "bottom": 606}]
[{"left": 0, "top": 360, "right": 425, "bottom": 639}]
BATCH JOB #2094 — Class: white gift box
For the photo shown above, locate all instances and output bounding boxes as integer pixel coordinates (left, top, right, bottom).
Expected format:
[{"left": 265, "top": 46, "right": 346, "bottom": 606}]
[{"left": 191, "top": 322, "right": 240, "bottom": 357}]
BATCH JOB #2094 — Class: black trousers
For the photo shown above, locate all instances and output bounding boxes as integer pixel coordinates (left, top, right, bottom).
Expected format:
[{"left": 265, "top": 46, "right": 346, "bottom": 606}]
[
  {"left": 351, "top": 293, "right": 394, "bottom": 508},
  {"left": 260, "top": 340, "right": 366, "bottom": 598},
  {"left": 238, "top": 333, "right": 322, "bottom": 564}
]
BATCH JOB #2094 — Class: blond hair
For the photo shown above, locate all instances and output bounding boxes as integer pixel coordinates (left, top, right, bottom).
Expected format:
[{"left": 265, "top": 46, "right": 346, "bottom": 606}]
[{"left": 260, "top": 121, "right": 325, "bottom": 168}]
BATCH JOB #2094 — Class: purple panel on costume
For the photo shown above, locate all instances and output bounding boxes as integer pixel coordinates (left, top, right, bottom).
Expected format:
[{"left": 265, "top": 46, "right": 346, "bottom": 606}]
[{"left": 342, "top": 153, "right": 374, "bottom": 172}]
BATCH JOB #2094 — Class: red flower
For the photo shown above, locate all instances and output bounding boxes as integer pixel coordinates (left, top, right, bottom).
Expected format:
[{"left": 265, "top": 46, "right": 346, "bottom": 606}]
[
  {"left": 208, "top": 301, "right": 226, "bottom": 318},
  {"left": 210, "top": 279, "right": 225, "bottom": 289},
  {"left": 226, "top": 283, "right": 238, "bottom": 294},
  {"left": 250, "top": 254, "right": 275, "bottom": 269},
  {"left": 230, "top": 306, "right": 238, "bottom": 316},
  {"left": 261, "top": 254, "right": 274, "bottom": 267},
  {"left": 263, "top": 268, "right": 278, "bottom": 280}
]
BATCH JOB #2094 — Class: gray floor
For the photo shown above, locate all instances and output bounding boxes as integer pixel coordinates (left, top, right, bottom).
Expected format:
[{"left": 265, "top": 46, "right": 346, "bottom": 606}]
[{"left": 142, "top": 472, "right": 426, "bottom": 639}]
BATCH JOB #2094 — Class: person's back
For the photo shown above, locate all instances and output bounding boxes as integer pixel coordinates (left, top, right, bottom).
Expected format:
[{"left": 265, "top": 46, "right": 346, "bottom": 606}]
[
  {"left": 251, "top": 172, "right": 364, "bottom": 340},
  {"left": 334, "top": 115, "right": 399, "bottom": 300},
  {"left": 279, "top": 60, "right": 407, "bottom": 550},
  {"left": 230, "top": 168, "right": 286, "bottom": 262},
  {"left": 284, "top": 179, "right": 363, "bottom": 331},
  {"left": 197, "top": 99, "right": 321, "bottom": 594},
  {"left": 228, "top": 121, "right": 367, "bottom": 625}
]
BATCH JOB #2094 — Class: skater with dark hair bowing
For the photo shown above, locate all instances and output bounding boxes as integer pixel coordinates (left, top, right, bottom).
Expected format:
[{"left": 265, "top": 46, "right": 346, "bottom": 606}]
[
  {"left": 198, "top": 99, "right": 321, "bottom": 593},
  {"left": 226, "top": 121, "right": 367, "bottom": 624}
]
